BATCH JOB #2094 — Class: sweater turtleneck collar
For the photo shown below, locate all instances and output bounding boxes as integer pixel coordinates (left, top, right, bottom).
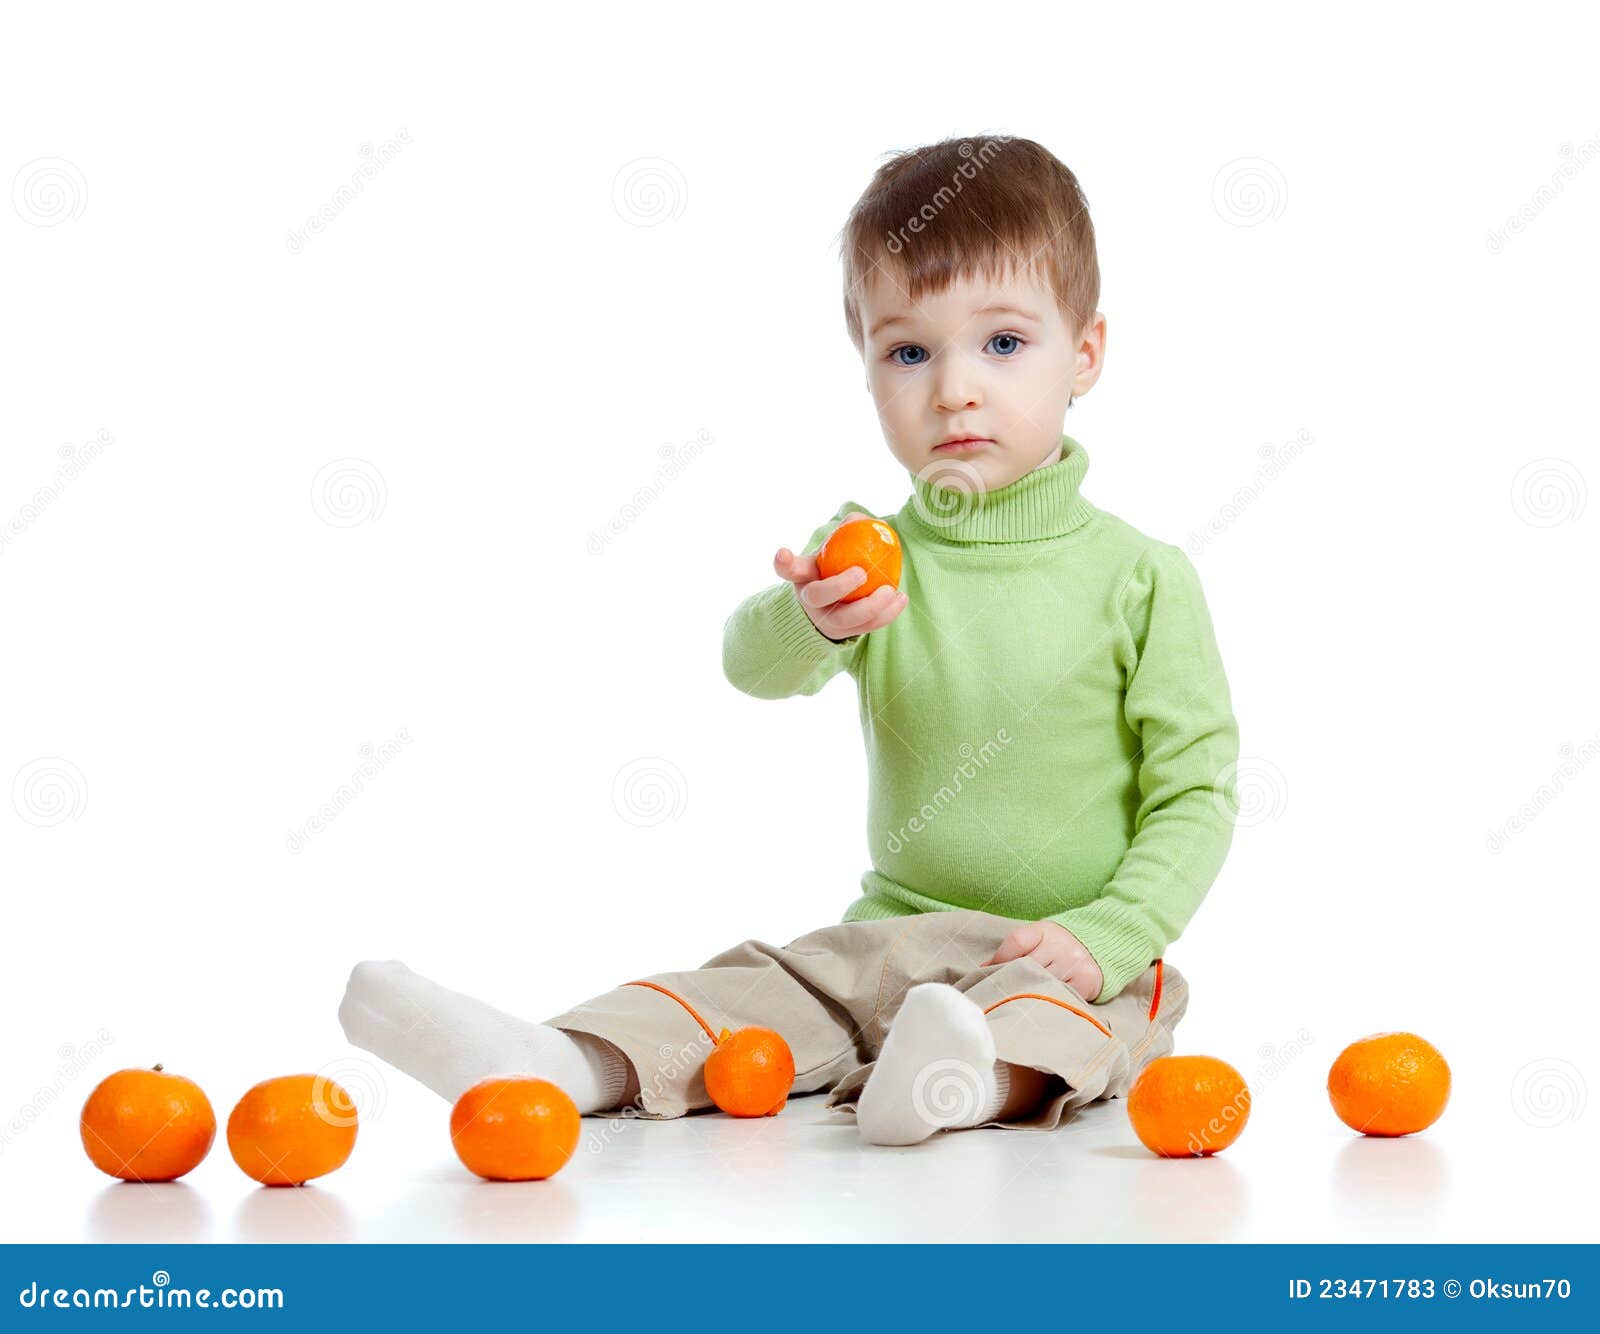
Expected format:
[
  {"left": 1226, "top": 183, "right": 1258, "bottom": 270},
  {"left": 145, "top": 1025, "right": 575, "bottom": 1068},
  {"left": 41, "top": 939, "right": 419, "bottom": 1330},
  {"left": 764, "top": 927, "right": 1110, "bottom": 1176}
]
[{"left": 898, "top": 434, "right": 1096, "bottom": 544}]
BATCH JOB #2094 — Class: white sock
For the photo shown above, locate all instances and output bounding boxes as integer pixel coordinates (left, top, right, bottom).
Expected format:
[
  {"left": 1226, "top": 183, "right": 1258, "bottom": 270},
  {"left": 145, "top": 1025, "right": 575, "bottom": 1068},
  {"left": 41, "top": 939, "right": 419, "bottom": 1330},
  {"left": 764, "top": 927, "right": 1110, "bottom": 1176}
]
[
  {"left": 855, "top": 983, "right": 1020, "bottom": 1146},
  {"left": 337, "top": 959, "right": 633, "bottom": 1112}
]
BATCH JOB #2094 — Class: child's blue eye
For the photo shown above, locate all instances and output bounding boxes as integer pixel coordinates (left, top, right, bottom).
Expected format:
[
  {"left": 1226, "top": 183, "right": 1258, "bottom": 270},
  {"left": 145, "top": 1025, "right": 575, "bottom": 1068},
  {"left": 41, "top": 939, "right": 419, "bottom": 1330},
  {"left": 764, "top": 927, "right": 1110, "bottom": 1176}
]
[{"left": 886, "top": 333, "right": 1026, "bottom": 367}]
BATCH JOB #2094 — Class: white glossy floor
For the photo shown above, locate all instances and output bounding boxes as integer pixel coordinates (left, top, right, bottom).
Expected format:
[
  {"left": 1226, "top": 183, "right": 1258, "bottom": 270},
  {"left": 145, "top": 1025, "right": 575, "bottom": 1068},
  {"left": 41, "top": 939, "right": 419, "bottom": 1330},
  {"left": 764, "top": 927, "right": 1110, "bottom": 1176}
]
[{"left": 4, "top": 1063, "right": 1592, "bottom": 1244}]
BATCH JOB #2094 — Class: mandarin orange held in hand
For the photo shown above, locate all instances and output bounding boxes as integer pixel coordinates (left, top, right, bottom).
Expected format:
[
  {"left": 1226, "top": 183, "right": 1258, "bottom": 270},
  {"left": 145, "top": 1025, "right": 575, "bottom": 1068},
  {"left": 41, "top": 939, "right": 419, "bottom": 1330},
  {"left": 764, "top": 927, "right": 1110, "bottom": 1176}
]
[
  {"left": 1126, "top": 1055, "right": 1251, "bottom": 1158},
  {"left": 226, "top": 1074, "right": 358, "bottom": 1186},
  {"left": 450, "top": 1077, "right": 580, "bottom": 1181},
  {"left": 704, "top": 1025, "right": 795, "bottom": 1117},
  {"left": 816, "top": 518, "right": 902, "bottom": 603},
  {"left": 80, "top": 1064, "right": 216, "bottom": 1182},
  {"left": 1327, "top": 1032, "right": 1451, "bottom": 1137}
]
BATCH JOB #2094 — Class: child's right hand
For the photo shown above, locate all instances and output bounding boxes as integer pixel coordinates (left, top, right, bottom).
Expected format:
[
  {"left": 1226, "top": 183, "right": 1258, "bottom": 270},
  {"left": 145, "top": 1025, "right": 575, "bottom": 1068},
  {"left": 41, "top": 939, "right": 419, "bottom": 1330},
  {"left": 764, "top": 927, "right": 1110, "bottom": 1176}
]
[{"left": 774, "top": 513, "right": 909, "bottom": 643}]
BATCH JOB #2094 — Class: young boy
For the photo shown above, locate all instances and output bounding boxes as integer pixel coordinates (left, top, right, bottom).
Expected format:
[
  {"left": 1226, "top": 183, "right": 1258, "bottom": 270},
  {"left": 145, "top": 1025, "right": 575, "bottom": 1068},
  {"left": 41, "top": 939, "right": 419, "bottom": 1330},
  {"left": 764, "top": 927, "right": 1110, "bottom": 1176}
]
[{"left": 339, "top": 135, "right": 1240, "bottom": 1146}]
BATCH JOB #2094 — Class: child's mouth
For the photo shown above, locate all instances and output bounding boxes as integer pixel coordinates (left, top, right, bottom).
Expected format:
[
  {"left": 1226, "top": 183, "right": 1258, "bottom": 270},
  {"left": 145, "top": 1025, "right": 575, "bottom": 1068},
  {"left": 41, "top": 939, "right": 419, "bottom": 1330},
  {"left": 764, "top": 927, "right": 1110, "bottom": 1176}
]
[{"left": 934, "top": 438, "right": 992, "bottom": 454}]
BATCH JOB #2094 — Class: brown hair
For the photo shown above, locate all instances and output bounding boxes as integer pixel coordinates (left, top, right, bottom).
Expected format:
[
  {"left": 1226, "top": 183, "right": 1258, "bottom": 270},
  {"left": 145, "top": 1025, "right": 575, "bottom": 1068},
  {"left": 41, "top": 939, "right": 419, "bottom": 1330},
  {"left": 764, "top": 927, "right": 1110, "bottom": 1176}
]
[{"left": 836, "top": 135, "right": 1100, "bottom": 354}]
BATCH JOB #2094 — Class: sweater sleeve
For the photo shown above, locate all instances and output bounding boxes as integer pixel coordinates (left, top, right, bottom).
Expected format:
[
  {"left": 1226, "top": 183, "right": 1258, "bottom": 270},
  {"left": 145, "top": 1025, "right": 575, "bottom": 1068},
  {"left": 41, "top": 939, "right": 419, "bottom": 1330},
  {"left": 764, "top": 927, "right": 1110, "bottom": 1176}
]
[
  {"left": 721, "top": 501, "right": 873, "bottom": 700},
  {"left": 1047, "top": 543, "right": 1241, "bottom": 1002}
]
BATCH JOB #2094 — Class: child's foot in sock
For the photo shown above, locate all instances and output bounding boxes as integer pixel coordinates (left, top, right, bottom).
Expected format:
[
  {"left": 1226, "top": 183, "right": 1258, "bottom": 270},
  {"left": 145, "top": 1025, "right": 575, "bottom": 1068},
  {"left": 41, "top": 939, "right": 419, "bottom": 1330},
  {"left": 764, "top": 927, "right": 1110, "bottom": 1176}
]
[
  {"left": 855, "top": 982, "right": 1045, "bottom": 1146},
  {"left": 337, "top": 959, "right": 635, "bottom": 1112}
]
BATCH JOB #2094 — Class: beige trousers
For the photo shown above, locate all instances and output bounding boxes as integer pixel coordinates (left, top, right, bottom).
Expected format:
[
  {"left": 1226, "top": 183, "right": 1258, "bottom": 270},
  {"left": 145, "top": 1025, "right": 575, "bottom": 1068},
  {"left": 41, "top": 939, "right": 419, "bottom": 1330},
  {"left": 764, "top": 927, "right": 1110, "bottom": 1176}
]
[{"left": 542, "top": 909, "right": 1187, "bottom": 1132}]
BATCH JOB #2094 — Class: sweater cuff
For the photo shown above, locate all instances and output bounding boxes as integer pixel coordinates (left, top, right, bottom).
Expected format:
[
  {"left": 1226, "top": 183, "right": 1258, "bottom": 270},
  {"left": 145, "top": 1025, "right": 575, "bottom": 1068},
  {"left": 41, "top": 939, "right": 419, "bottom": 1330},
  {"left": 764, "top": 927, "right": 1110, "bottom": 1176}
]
[
  {"left": 1047, "top": 903, "right": 1155, "bottom": 1003},
  {"left": 764, "top": 580, "right": 861, "bottom": 666}
]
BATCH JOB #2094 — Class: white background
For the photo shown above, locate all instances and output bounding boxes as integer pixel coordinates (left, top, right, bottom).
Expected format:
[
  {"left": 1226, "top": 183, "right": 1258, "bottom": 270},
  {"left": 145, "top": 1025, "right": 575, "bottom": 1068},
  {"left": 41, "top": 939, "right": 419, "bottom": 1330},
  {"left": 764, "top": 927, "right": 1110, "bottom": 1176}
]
[{"left": 2, "top": 0, "right": 1596, "bottom": 1242}]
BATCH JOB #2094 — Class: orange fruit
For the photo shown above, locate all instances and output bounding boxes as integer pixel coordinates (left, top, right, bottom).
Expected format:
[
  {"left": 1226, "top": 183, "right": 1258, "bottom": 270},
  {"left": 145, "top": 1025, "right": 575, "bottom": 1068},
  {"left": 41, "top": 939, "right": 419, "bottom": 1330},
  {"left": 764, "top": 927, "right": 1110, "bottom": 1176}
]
[
  {"left": 816, "top": 517, "right": 902, "bottom": 603},
  {"left": 226, "top": 1074, "right": 358, "bottom": 1186},
  {"left": 80, "top": 1064, "right": 216, "bottom": 1182},
  {"left": 704, "top": 1026, "right": 795, "bottom": 1117},
  {"left": 1328, "top": 1032, "right": 1450, "bottom": 1137},
  {"left": 450, "top": 1077, "right": 580, "bottom": 1181},
  {"left": 1127, "top": 1055, "right": 1251, "bottom": 1157}
]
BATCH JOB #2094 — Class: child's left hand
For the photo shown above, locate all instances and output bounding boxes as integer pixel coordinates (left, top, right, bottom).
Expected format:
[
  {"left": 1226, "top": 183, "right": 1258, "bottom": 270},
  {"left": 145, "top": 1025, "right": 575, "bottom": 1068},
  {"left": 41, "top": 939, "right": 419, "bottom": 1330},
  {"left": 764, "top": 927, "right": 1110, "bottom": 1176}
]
[{"left": 986, "top": 920, "right": 1104, "bottom": 1000}]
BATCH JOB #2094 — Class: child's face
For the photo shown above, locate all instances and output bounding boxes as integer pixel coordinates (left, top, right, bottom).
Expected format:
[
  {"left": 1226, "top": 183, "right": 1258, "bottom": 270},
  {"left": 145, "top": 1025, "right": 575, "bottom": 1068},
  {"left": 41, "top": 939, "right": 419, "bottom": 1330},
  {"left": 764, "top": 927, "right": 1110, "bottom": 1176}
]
[{"left": 858, "top": 263, "right": 1104, "bottom": 490}]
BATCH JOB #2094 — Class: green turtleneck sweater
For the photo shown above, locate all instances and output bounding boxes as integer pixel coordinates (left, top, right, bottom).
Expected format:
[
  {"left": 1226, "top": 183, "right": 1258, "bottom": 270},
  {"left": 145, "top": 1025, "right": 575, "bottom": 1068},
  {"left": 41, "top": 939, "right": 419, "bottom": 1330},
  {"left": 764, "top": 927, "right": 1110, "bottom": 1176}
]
[{"left": 721, "top": 437, "right": 1239, "bottom": 1003}]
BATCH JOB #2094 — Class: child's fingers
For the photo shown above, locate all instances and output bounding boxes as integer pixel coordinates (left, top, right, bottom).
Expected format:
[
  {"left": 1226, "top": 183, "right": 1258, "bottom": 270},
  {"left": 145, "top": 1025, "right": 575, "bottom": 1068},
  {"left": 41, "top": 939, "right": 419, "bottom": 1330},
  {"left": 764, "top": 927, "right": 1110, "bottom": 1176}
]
[
  {"left": 778, "top": 513, "right": 877, "bottom": 584},
  {"left": 774, "top": 547, "right": 823, "bottom": 585},
  {"left": 988, "top": 923, "right": 1043, "bottom": 964},
  {"left": 844, "top": 588, "right": 909, "bottom": 634},
  {"left": 801, "top": 565, "right": 868, "bottom": 607},
  {"left": 816, "top": 585, "right": 903, "bottom": 637}
]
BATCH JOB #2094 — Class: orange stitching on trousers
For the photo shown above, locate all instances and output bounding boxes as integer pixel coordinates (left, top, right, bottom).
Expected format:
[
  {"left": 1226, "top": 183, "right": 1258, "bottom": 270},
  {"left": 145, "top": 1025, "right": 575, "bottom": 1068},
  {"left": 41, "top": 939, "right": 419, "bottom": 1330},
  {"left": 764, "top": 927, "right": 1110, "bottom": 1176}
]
[
  {"left": 622, "top": 980, "right": 718, "bottom": 1043},
  {"left": 982, "top": 991, "right": 1115, "bottom": 1039}
]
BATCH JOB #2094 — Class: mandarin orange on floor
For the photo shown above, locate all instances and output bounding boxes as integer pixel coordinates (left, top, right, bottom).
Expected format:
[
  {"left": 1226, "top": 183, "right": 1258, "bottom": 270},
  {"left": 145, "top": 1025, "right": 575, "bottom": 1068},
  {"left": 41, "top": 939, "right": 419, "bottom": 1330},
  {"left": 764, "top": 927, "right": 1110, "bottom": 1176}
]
[
  {"left": 450, "top": 1077, "right": 580, "bottom": 1181},
  {"left": 226, "top": 1073, "right": 358, "bottom": 1186},
  {"left": 80, "top": 1064, "right": 216, "bottom": 1182},
  {"left": 704, "top": 1025, "right": 795, "bottom": 1116},
  {"left": 1127, "top": 1054, "right": 1251, "bottom": 1157},
  {"left": 816, "top": 517, "right": 902, "bottom": 603},
  {"left": 1327, "top": 1032, "right": 1450, "bottom": 1136}
]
